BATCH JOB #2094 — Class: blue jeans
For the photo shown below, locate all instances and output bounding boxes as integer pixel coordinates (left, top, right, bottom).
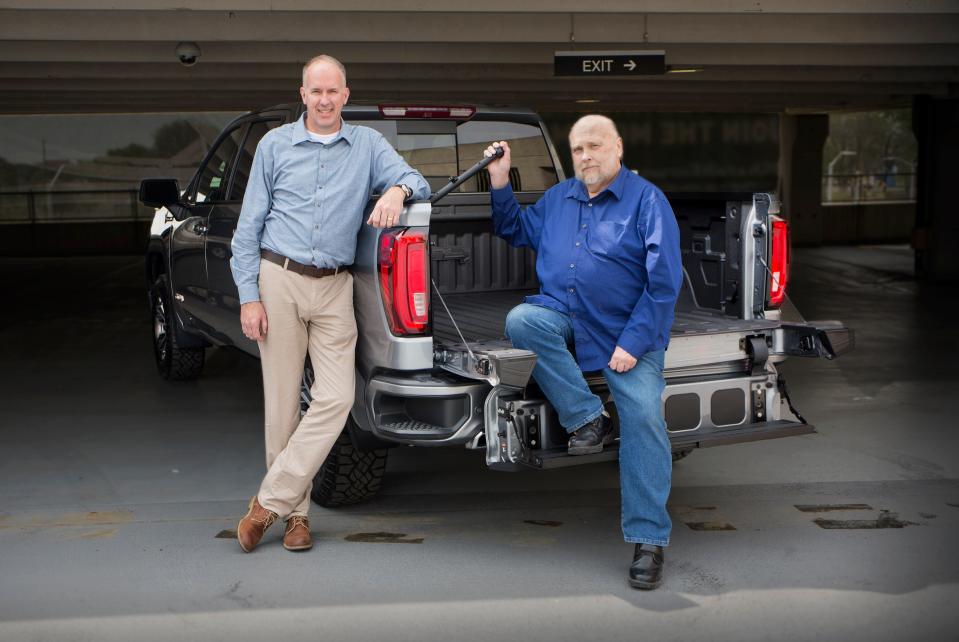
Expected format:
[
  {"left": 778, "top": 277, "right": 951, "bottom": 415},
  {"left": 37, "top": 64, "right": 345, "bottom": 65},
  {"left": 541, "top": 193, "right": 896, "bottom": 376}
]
[{"left": 505, "top": 303, "right": 672, "bottom": 546}]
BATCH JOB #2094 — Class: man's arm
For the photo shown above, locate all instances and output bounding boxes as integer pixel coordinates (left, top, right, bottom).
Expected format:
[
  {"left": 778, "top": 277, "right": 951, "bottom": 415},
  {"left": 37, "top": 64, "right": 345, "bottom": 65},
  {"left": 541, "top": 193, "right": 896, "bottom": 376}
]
[
  {"left": 485, "top": 141, "right": 547, "bottom": 250},
  {"left": 369, "top": 133, "right": 430, "bottom": 200},
  {"left": 614, "top": 193, "right": 683, "bottom": 365},
  {"left": 230, "top": 138, "right": 273, "bottom": 340},
  {"left": 366, "top": 133, "right": 430, "bottom": 228}
]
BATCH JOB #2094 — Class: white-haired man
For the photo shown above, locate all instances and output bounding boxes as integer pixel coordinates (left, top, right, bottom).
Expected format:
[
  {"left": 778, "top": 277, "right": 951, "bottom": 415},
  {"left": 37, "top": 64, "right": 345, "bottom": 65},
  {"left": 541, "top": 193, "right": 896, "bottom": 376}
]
[{"left": 485, "top": 115, "right": 682, "bottom": 589}]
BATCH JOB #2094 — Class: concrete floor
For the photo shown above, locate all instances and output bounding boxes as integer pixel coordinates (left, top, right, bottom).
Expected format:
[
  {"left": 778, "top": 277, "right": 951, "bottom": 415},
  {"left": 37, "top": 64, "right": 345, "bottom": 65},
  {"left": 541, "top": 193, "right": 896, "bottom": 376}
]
[{"left": 0, "top": 245, "right": 957, "bottom": 641}]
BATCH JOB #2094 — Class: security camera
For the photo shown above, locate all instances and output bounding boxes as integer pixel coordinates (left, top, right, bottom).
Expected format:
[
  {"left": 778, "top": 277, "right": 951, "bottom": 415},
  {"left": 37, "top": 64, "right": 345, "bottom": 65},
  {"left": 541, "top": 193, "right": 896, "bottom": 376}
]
[{"left": 175, "top": 42, "right": 201, "bottom": 67}]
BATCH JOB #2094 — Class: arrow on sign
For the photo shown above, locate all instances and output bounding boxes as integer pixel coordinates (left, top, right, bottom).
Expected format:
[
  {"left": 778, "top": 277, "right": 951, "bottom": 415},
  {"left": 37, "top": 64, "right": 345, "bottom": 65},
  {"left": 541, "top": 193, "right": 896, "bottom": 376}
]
[{"left": 624, "top": 60, "right": 637, "bottom": 71}]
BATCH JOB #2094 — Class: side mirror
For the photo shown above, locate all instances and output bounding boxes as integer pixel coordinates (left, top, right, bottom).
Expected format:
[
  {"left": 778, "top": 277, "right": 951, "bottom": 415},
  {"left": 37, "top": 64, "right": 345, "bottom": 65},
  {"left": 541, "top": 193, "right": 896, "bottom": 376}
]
[{"left": 139, "top": 178, "right": 181, "bottom": 209}]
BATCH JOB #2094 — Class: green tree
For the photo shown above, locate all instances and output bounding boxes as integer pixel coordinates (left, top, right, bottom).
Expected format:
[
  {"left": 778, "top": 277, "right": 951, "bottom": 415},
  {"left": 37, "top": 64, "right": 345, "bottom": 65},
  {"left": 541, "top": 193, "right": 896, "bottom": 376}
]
[
  {"left": 107, "top": 120, "right": 199, "bottom": 159},
  {"left": 823, "top": 109, "right": 917, "bottom": 175}
]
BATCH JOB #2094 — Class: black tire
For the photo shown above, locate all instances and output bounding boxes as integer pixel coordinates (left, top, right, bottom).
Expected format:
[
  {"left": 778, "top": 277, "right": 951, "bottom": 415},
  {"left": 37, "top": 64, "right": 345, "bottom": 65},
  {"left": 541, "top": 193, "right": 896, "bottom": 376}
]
[
  {"left": 150, "top": 276, "right": 204, "bottom": 381},
  {"left": 311, "top": 426, "right": 388, "bottom": 507},
  {"left": 299, "top": 362, "right": 388, "bottom": 507},
  {"left": 672, "top": 448, "right": 693, "bottom": 463}
]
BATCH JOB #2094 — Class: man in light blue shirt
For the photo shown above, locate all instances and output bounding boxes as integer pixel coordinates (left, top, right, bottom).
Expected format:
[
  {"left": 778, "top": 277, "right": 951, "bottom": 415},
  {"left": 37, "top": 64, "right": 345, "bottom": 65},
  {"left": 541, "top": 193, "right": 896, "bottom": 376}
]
[{"left": 231, "top": 54, "right": 429, "bottom": 554}]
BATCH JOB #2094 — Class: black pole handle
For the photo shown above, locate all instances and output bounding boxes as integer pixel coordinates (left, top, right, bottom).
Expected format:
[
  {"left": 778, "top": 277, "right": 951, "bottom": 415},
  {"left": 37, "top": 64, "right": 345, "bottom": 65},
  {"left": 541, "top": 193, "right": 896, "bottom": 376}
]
[{"left": 430, "top": 145, "right": 505, "bottom": 204}]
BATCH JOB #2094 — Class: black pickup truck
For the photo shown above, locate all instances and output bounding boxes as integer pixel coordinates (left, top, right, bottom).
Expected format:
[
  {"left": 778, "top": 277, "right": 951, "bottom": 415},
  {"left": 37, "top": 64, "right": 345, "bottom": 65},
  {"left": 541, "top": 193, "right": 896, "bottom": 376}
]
[{"left": 141, "top": 103, "right": 853, "bottom": 507}]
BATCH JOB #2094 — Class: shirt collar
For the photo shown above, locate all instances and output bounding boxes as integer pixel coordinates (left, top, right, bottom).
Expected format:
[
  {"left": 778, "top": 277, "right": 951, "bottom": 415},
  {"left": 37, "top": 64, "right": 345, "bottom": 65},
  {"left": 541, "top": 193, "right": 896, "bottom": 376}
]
[
  {"left": 291, "top": 113, "right": 354, "bottom": 146},
  {"left": 566, "top": 164, "right": 629, "bottom": 202}
]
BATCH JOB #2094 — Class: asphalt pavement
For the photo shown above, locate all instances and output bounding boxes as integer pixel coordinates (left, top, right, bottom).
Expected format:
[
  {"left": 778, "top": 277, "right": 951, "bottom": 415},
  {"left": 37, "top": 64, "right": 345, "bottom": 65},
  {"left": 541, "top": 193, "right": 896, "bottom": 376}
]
[{"left": 0, "top": 245, "right": 956, "bottom": 642}]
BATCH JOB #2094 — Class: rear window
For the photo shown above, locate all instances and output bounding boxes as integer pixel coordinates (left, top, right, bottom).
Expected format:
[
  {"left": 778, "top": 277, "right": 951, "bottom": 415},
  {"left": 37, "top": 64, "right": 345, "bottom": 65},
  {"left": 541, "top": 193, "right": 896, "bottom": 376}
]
[{"left": 350, "top": 119, "right": 558, "bottom": 193}]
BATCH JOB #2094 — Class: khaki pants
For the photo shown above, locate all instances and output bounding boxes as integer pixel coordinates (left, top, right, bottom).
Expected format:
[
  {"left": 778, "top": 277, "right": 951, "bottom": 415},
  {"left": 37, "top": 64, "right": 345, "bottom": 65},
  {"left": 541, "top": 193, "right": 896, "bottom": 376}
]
[{"left": 255, "top": 258, "right": 357, "bottom": 519}]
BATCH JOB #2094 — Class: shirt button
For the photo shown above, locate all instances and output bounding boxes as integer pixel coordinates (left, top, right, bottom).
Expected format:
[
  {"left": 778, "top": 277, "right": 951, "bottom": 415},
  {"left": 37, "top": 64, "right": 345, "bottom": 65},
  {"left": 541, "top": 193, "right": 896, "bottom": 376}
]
[
  {"left": 568, "top": 288, "right": 575, "bottom": 293},
  {"left": 588, "top": 203, "right": 593, "bottom": 207},
  {"left": 569, "top": 263, "right": 575, "bottom": 268},
  {"left": 582, "top": 224, "right": 587, "bottom": 229},
  {"left": 575, "top": 242, "right": 581, "bottom": 247}
]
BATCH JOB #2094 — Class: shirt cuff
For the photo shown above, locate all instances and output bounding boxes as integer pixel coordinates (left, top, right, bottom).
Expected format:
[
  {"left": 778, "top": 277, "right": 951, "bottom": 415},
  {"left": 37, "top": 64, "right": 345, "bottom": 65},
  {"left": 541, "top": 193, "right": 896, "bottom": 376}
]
[
  {"left": 615, "top": 331, "right": 651, "bottom": 361},
  {"left": 237, "top": 283, "right": 261, "bottom": 305},
  {"left": 490, "top": 184, "right": 515, "bottom": 204}
]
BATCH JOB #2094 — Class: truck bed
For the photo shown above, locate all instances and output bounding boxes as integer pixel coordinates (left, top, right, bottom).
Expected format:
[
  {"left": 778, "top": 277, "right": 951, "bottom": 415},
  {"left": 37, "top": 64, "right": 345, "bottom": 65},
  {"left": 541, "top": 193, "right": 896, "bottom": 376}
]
[{"left": 431, "top": 289, "right": 779, "bottom": 347}]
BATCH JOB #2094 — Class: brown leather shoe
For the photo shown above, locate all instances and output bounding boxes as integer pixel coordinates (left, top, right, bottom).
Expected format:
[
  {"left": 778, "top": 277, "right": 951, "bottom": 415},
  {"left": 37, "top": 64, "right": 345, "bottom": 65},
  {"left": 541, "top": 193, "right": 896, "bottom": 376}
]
[
  {"left": 237, "top": 496, "right": 277, "bottom": 553},
  {"left": 283, "top": 515, "right": 313, "bottom": 551}
]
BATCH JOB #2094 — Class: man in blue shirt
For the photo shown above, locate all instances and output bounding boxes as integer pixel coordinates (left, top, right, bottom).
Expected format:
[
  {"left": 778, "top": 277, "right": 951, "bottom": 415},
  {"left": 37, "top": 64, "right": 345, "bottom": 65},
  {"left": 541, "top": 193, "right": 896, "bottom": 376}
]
[
  {"left": 485, "top": 115, "right": 682, "bottom": 589},
  {"left": 230, "top": 54, "right": 429, "bottom": 553}
]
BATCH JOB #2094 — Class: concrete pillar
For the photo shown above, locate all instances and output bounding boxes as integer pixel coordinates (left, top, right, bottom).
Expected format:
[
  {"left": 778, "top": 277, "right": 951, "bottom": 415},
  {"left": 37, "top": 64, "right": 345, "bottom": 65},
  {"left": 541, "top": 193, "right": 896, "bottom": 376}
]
[
  {"left": 913, "top": 96, "right": 959, "bottom": 282},
  {"left": 778, "top": 114, "right": 829, "bottom": 246}
]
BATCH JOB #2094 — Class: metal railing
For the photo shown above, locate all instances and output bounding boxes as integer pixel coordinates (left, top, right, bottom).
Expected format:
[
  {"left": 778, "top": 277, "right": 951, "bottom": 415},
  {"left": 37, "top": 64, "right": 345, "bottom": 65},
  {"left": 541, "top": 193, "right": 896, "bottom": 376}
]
[
  {"left": 0, "top": 188, "right": 152, "bottom": 224},
  {"left": 822, "top": 172, "right": 916, "bottom": 204}
]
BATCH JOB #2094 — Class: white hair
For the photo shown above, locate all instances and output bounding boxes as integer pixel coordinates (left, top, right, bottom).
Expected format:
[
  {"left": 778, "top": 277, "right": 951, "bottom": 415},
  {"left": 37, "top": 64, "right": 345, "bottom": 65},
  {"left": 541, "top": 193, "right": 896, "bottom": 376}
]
[{"left": 569, "top": 114, "right": 621, "bottom": 140}]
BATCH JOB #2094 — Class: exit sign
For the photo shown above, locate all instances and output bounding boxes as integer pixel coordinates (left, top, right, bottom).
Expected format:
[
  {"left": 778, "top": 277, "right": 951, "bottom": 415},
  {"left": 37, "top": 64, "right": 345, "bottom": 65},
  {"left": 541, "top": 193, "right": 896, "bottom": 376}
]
[{"left": 554, "top": 50, "right": 666, "bottom": 77}]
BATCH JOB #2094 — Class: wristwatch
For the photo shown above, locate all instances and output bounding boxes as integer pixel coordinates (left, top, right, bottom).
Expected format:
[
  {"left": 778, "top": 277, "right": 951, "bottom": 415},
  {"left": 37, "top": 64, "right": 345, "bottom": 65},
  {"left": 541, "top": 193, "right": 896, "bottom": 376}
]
[{"left": 395, "top": 184, "right": 413, "bottom": 200}]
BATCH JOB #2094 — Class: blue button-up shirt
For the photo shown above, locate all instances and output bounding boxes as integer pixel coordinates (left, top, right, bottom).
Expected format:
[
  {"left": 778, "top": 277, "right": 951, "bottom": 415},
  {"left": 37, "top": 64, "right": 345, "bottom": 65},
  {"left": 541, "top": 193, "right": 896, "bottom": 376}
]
[
  {"left": 231, "top": 114, "right": 429, "bottom": 304},
  {"left": 491, "top": 166, "right": 682, "bottom": 371}
]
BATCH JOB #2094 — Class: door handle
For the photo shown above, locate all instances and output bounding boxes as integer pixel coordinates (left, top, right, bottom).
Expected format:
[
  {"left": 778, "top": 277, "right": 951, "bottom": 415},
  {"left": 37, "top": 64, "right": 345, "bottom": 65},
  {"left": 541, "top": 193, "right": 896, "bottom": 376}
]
[{"left": 194, "top": 223, "right": 209, "bottom": 235}]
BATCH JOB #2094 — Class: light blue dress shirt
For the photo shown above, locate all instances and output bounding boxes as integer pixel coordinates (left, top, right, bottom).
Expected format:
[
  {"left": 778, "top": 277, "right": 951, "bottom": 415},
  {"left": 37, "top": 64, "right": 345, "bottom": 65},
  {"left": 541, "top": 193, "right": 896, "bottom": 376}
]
[
  {"left": 491, "top": 166, "right": 683, "bottom": 371},
  {"left": 231, "top": 114, "right": 430, "bottom": 304}
]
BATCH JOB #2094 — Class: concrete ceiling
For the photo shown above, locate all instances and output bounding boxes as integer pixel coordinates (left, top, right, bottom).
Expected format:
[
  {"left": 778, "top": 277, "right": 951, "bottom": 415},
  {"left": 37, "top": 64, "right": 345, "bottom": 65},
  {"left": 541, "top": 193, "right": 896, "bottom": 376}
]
[{"left": 0, "top": 1, "right": 957, "bottom": 114}]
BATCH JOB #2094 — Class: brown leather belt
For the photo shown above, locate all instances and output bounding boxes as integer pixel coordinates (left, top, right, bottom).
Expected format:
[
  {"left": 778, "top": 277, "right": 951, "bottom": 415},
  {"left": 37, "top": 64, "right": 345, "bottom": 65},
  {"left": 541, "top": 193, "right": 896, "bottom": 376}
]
[{"left": 260, "top": 249, "right": 349, "bottom": 278}]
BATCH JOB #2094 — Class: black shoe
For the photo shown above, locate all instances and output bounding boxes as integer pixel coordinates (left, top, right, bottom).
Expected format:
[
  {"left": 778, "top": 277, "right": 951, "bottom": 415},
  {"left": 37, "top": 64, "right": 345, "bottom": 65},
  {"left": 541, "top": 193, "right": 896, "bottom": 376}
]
[
  {"left": 628, "top": 544, "right": 664, "bottom": 590},
  {"left": 567, "top": 412, "right": 613, "bottom": 455}
]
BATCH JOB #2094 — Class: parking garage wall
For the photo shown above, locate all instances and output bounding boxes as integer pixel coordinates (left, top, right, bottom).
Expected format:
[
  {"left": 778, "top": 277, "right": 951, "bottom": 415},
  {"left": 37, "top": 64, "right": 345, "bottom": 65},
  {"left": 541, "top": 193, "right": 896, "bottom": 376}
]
[
  {"left": 542, "top": 112, "right": 780, "bottom": 194},
  {"left": 1, "top": 109, "right": 917, "bottom": 256}
]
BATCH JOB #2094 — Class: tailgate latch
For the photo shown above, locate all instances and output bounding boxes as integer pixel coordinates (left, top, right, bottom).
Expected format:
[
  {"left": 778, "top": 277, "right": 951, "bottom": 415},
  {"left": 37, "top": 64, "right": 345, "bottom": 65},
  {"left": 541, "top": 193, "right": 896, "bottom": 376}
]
[{"left": 436, "top": 340, "right": 537, "bottom": 388}]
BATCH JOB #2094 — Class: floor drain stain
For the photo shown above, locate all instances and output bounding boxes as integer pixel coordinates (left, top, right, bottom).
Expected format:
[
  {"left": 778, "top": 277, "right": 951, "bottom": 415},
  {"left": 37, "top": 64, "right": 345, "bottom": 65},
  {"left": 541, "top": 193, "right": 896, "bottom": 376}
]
[
  {"left": 344, "top": 531, "right": 424, "bottom": 544},
  {"left": 685, "top": 521, "right": 736, "bottom": 531},
  {"left": 814, "top": 510, "right": 914, "bottom": 530},
  {"left": 795, "top": 504, "right": 873, "bottom": 512},
  {"left": 524, "top": 520, "right": 563, "bottom": 527},
  {"left": 215, "top": 529, "right": 237, "bottom": 539},
  {"left": 673, "top": 505, "right": 735, "bottom": 531},
  {"left": 919, "top": 513, "right": 938, "bottom": 519},
  {"left": 946, "top": 503, "right": 959, "bottom": 509}
]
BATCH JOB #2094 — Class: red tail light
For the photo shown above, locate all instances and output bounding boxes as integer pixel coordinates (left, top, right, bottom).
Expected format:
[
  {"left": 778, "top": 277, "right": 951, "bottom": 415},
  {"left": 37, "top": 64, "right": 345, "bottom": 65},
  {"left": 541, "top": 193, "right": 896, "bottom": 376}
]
[
  {"left": 769, "top": 216, "right": 789, "bottom": 308},
  {"left": 378, "top": 230, "right": 430, "bottom": 335}
]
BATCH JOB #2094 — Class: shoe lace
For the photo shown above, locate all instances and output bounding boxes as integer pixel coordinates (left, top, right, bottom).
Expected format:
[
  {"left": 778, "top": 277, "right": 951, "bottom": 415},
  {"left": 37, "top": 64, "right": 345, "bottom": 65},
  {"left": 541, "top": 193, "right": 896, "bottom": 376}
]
[
  {"left": 286, "top": 516, "right": 308, "bottom": 533},
  {"left": 251, "top": 509, "right": 277, "bottom": 529}
]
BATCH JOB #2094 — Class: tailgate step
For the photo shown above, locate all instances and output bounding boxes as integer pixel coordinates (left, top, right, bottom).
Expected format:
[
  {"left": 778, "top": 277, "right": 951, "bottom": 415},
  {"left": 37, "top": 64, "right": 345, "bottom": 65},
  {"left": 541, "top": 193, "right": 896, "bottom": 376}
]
[
  {"left": 670, "top": 419, "right": 815, "bottom": 450},
  {"left": 533, "top": 447, "right": 620, "bottom": 469},
  {"left": 491, "top": 419, "right": 814, "bottom": 470}
]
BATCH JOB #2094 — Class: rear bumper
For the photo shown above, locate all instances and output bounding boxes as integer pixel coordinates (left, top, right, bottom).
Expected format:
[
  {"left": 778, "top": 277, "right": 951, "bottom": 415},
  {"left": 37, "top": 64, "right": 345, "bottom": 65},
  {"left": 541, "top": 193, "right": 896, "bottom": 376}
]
[
  {"left": 364, "top": 372, "right": 490, "bottom": 447},
  {"left": 363, "top": 363, "right": 815, "bottom": 465}
]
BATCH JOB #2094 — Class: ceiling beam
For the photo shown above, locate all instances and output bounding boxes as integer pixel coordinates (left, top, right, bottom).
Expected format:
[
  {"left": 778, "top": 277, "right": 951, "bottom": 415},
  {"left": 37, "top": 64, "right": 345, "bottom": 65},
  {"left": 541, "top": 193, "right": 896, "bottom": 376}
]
[
  {"left": 2, "top": 11, "right": 958, "bottom": 45},
  {"left": 6, "top": 1, "right": 959, "bottom": 14}
]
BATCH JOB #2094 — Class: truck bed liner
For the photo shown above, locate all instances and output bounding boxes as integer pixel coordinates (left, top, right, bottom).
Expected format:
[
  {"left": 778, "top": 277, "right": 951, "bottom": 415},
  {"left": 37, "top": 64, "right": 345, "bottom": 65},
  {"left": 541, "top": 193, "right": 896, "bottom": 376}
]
[
  {"left": 431, "top": 289, "right": 779, "bottom": 347},
  {"left": 432, "top": 289, "right": 533, "bottom": 345}
]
